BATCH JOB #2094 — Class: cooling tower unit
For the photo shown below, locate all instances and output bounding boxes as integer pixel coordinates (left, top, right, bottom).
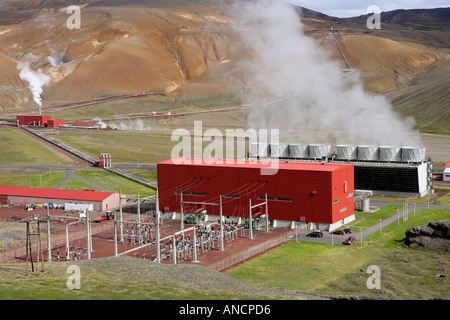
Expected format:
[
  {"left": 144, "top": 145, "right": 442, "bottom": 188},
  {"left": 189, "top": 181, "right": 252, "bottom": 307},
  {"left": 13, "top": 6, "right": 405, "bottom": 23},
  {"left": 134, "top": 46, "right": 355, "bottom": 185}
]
[
  {"left": 379, "top": 146, "right": 402, "bottom": 162},
  {"left": 336, "top": 145, "right": 358, "bottom": 160},
  {"left": 308, "top": 144, "right": 331, "bottom": 159},
  {"left": 288, "top": 144, "right": 309, "bottom": 159},
  {"left": 250, "top": 143, "right": 259, "bottom": 158},
  {"left": 257, "top": 143, "right": 270, "bottom": 158},
  {"left": 357, "top": 145, "right": 379, "bottom": 161},
  {"left": 402, "top": 146, "right": 426, "bottom": 163},
  {"left": 270, "top": 143, "right": 289, "bottom": 158}
]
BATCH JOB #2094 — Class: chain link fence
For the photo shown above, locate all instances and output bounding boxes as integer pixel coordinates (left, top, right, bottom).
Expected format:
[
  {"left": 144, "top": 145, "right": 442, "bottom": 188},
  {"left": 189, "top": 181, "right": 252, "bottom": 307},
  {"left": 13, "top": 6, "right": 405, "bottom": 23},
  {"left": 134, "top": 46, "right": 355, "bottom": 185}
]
[
  {"left": 0, "top": 219, "right": 114, "bottom": 263},
  {"left": 208, "top": 227, "right": 301, "bottom": 272}
]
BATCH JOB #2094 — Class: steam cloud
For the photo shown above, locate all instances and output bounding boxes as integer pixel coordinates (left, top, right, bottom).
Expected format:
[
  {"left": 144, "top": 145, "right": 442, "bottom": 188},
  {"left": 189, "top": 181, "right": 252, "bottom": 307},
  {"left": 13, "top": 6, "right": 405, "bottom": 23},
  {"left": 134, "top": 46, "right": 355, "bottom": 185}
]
[
  {"left": 17, "top": 62, "right": 50, "bottom": 107},
  {"left": 228, "top": 0, "right": 422, "bottom": 146},
  {"left": 48, "top": 56, "right": 64, "bottom": 68},
  {"left": 46, "top": 41, "right": 64, "bottom": 68},
  {"left": 109, "top": 119, "right": 155, "bottom": 131}
]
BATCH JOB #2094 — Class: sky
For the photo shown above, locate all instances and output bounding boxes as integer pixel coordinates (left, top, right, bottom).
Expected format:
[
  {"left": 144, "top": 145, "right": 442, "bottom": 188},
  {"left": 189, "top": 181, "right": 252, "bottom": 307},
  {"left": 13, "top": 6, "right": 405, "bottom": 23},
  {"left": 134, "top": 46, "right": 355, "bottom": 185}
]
[{"left": 289, "top": 0, "right": 449, "bottom": 17}]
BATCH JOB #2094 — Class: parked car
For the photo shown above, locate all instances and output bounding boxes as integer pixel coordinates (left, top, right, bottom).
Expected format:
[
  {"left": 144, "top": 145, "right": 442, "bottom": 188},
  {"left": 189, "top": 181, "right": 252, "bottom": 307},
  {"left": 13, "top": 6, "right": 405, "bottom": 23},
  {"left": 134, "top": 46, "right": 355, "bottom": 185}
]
[
  {"left": 344, "top": 236, "right": 356, "bottom": 245},
  {"left": 343, "top": 228, "right": 352, "bottom": 234},
  {"left": 306, "top": 230, "right": 323, "bottom": 238},
  {"left": 331, "top": 230, "right": 345, "bottom": 235}
]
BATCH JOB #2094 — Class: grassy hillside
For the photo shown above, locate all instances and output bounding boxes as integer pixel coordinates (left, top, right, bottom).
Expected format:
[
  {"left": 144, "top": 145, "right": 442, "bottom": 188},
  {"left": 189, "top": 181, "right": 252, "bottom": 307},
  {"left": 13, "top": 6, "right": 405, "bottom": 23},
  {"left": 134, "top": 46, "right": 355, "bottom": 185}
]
[
  {"left": 388, "top": 59, "right": 450, "bottom": 134},
  {"left": 226, "top": 208, "right": 450, "bottom": 299},
  {"left": 0, "top": 256, "right": 319, "bottom": 300}
]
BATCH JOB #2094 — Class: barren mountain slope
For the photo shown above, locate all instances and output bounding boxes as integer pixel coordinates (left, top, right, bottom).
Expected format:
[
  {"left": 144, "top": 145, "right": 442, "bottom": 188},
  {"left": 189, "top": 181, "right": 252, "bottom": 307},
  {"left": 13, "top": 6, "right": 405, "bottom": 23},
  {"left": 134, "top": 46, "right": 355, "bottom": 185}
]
[
  {"left": 0, "top": 1, "right": 448, "bottom": 133},
  {"left": 0, "top": 1, "right": 242, "bottom": 107}
]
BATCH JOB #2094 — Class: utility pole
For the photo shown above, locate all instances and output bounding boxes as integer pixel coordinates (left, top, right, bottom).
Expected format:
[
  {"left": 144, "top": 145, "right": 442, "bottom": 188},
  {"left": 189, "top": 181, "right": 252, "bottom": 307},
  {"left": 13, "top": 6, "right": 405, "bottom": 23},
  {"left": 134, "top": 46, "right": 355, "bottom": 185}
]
[
  {"left": 192, "top": 225, "right": 199, "bottom": 263},
  {"left": 65, "top": 223, "right": 69, "bottom": 260},
  {"left": 86, "top": 211, "right": 91, "bottom": 259},
  {"left": 249, "top": 198, "right": 253, "bottom": 240},
  {"left": 119, "top": 189, "right": 123, "bottom": 242},
  {"left": 219, "top": 195, "right": 224, "bottom": 251},
  {"left": 265, "top": 194, "right": 269, "bottom": 233},
  {"left": 114, "top": 220, "right": 118, "bottom": 257},
  {"left": 47, "top": 206, "right": 51, "bottom": 263},
  {"left": 137, "top": 192, "right": 141, "bottom": 223},
  {"left": 180, "top": 192, "right": 184, "bottom": 231},
  {"left": 172, "top": 234, "right": 177, "bottom": 265},
  {"left": 156, "top": 189, "right": 161, "bottom": 263}
]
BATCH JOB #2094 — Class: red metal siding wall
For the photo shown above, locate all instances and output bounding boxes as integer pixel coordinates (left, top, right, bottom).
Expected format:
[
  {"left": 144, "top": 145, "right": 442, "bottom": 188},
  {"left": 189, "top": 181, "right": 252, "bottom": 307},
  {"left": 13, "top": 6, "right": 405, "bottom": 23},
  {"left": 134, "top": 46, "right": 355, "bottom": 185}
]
[
  {"left": 47, "top": 119, "right": 65, "bottom": 127},
  {"left": 17, "top": 115, "right": 51, "bottom": 126},
  {"left": 330, "top": 164, "right": 355, "bottom": 223},
  {"left": 157, "top": 161, "right": 354, "bottom": 224}
]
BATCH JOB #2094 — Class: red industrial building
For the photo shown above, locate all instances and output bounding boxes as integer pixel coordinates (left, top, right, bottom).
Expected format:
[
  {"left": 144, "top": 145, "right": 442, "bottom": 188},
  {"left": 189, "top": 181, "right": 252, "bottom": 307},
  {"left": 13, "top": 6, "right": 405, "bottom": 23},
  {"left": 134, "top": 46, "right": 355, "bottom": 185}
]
[
  {"left": 0, "top": 186, "right": 125, "bottom": 212},
  {"left": 157, "top": 159, "right": 355, "bottom": 230},
  {"left": 16, "top": 115, "right": 64, "bottom": 128}
]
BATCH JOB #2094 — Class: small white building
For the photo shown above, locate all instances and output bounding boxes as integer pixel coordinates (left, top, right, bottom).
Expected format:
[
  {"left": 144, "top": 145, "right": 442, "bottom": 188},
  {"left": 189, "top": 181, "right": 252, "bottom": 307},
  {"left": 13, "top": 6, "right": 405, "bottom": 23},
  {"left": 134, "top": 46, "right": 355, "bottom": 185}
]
[{"left": 444, "top": 163, "right": 450, "bottom": 182}]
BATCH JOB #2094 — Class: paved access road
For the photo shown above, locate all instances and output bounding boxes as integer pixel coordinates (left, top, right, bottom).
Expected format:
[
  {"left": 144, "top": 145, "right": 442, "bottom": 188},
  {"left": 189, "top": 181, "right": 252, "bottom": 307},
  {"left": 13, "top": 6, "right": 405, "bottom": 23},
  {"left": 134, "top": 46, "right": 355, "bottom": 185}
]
[{"left": 294, "top": 201, "right": 450, "bottom": 245}]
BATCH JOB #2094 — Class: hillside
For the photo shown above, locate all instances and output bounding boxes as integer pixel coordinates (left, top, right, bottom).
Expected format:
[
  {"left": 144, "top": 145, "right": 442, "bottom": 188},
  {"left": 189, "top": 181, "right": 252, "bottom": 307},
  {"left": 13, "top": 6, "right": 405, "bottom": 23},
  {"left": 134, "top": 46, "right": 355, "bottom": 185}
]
[
  {"left": 388, "top": 58, "right": 450, "bottom": 134},
  {"left": 0, "top": 1, "right": 448, "bottom": 133},
  {"left": 0, "top": 256, "right": 325, "bottom": 300}
]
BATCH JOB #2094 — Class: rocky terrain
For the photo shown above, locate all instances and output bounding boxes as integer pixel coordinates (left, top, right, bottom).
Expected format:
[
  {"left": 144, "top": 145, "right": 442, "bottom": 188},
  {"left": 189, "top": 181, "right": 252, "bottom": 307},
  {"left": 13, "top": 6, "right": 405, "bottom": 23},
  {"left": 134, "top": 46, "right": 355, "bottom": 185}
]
[{"left": 402, "top": 220, "right": 450, "bottom": 251}]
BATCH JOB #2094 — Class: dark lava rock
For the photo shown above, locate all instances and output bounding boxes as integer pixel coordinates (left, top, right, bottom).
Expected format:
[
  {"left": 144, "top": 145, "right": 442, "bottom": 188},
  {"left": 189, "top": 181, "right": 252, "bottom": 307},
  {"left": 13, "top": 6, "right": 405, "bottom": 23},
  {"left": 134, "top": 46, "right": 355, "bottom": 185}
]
[{"left": 402, "top": 220, "right": 450, "bottom": 251}]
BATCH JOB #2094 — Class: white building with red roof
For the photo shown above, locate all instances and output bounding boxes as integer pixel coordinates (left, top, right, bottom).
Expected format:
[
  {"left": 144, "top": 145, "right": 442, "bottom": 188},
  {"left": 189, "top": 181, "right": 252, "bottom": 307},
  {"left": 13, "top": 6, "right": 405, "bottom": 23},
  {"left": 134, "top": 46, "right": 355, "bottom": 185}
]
[
  {"left": 444, "top": 163, "right": 450, "bottom": 182},
  {"left": 0, "top": 186, "right": 125, "bottom": 211}
]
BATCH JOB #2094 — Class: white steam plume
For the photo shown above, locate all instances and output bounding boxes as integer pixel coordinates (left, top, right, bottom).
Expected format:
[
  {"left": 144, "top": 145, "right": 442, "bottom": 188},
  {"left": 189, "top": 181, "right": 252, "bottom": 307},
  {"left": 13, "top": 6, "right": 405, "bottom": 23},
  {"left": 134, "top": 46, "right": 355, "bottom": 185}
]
[
  {"left": 228, "top": 0, "right": 422, "bottom": 146},
  {"left": 109, "top": 119, "right": 155, "bottom": 132},
  {"left": 46, "top": 40, "right": 64, "bottom": 68},
  {"left": 17, "top": 62, "right": 51, "bottom": 107},
  {"left": 48, "top": 56, "right": 64, "bottom": 68}
]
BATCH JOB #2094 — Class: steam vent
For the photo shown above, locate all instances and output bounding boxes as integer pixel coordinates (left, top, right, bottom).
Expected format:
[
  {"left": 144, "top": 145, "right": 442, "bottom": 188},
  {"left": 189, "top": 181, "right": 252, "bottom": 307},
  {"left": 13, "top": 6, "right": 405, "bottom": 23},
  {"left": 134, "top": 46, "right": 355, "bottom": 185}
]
[{"left": 249, "top": 143, "right": 432, "bottom": 197}]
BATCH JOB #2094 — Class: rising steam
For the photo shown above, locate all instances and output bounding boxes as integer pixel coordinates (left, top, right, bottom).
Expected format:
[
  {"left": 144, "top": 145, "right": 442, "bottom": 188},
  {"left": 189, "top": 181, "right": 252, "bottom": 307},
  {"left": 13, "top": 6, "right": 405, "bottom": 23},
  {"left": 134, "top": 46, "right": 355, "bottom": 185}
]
[
  {"left": 46, "top": 40, "right": 64, "bottom": 68},
  {"left": 228, "top": 0, "right": 422, "bottom": 146},
  {"left": 17, "top": 62, "right": 50, "bottom": 107}
]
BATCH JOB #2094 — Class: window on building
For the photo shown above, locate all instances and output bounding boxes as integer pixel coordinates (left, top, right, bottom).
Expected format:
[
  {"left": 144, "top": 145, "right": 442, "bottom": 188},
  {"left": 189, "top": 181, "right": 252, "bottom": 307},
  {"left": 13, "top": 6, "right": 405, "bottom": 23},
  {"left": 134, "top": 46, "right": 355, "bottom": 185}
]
[
  {"left": 275, "top": 197, "right": 293, "bottom": 202},
  {"left": 174, "top": 191, "right": 190, "bottom": 195},
  {"left": 191, "top": 192, "right": 206, "bottom": 196},
  {"left": 258, "top": 196, "right": 275, "bottom": 200}
]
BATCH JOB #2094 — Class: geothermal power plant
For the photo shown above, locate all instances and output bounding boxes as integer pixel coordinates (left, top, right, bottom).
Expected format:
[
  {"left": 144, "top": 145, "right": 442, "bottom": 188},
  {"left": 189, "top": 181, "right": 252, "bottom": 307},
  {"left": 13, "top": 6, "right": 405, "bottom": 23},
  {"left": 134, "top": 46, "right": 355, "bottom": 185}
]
[{"left": 248, "top": 142, "right": 432, "bottom": 198}]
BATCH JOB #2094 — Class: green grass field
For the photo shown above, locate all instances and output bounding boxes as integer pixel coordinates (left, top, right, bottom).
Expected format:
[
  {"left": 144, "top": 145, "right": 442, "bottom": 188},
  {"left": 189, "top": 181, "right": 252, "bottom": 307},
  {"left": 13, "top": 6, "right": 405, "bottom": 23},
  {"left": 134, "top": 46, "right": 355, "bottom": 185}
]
[
  {"left": 52, "top": 130, "right": 174, "bottom": 164},
  {"left": 0, "top": 171, "right": 65, "bottom": 188},
  {"left": 126, "top": 169, "right": 158, "bottom": 183},
  {"left": 59, "top": 178, "right": 98, "bottom": 191},
  {"left": 74, "top": 169, "right": 155, "bottom": 197},
  {"left": 433, "top": 191, "right": 450, "bottom": 206},
  {"left": 0, "top": 129, "right": 69, "bottom": 166},
  {"left": 347, "top": 205, "right": 400, "bottom": 233},
  {"left": 0, "top": 167, "right": 155, "bottom": 197},
  {"left": 225, "top": 208, "right": 450, "bottom": 299}
]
